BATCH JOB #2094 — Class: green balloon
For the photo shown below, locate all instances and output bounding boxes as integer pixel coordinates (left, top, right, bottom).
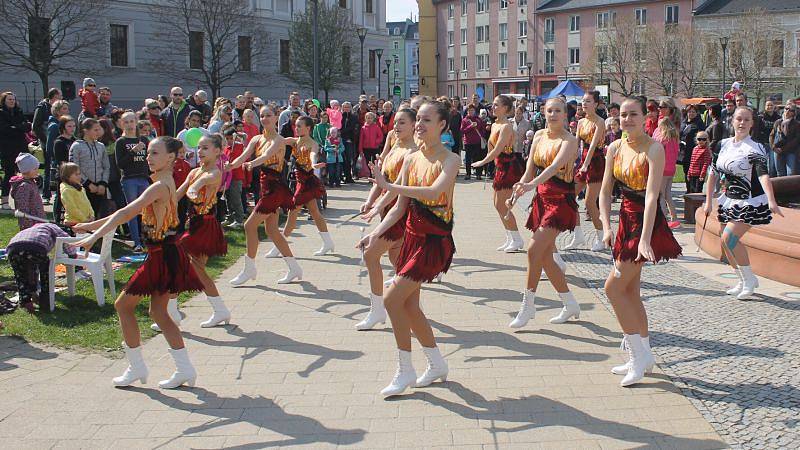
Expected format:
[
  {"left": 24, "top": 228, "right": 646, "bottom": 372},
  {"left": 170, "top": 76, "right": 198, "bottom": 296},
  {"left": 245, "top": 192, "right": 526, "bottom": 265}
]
[
  {"left": 312, "top": 99, "right": 321, "bottom": 109},
  {"left": 185, "top": 128, "right": 203, "bottom": 147}
]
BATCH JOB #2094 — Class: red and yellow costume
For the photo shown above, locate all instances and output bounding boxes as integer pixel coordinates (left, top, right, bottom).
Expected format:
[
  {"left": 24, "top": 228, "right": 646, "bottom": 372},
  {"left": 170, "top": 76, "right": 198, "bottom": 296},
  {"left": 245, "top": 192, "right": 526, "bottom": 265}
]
[
  {"left": 253, "top": 131, "right": 294, "bottom": 215},
  {"left": 180, "top": 169, "right": 228, "bottom": 258},
  {"left": 526, "top": 133, "right": 579, "bottom": 232},
  {"left": 379, "top": 144, "right": 408, "bottom": 242},
  {"left": 291, "top": 136, "right": 325, "bottom": 207},
  {"left": 125, "top": 186, "right": 203, "bottom": 296},
  {"left": 612, "top": 139, "right": 681, "bottom": 263},
  {"left": 490, "top": 126, "right": 524, "bottom": 191},
  {"left": 575, "top": 119, "right": 606, "bottom": 184},
  {"left": 395, "top": 153, "right": 456, "bottom": 282}
]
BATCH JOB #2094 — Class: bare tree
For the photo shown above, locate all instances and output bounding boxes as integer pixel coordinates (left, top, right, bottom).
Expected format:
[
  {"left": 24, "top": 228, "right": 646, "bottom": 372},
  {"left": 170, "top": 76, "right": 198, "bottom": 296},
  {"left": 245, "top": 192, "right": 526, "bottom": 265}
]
[
  {"left": 675, "top": 28, "right": 714, "bottom": 98},
  {"left": 642, "top": 25, "right": 686, "bottom": 96},
  {"left": 287, "top": 1, "right": 357, "bottom": 104},
  {"left": 149, "top": 0, "right": 272, "bottom": 101},
  {"left": 0, "top": 0, "right": 109, "bottom": 96},
  {"left": 725, "top": 9, "right": 780, "bottom": 108},
  {"left": 585, "top": 14, "right": 645, "bottom": 97}
]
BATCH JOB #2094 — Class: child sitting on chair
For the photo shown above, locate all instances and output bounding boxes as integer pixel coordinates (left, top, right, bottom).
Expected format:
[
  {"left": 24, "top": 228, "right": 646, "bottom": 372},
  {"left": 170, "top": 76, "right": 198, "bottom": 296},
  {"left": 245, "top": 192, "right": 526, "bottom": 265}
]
[{"left": 59, "top": 162, "right": 95, "bottom": 226}]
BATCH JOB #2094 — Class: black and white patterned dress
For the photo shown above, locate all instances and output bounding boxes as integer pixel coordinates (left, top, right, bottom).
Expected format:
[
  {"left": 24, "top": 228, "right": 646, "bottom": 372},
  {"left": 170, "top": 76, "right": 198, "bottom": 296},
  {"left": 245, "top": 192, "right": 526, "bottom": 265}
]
[{"left": 712, "top": 136, "right": 771, "bottom": 225}]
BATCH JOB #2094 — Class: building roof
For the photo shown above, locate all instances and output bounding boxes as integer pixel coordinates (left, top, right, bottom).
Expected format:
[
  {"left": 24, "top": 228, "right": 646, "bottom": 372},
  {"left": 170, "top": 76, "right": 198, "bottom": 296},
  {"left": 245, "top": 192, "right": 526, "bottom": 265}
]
[
  {"left": 386, "top": 20, "right": 418, "bottom": 40},
  {"left": 694, "top": 0, "right": 800, "bottom": 15},
  {"left": 536, "top": 0, "right": 645, "bottom": 12}
]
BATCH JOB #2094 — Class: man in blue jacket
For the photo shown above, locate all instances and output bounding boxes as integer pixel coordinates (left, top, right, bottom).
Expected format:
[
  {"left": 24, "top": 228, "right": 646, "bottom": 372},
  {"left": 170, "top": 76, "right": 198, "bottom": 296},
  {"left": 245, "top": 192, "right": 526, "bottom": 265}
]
[{"left": 160, "top": 86, "right": 194, "bottom": 137}]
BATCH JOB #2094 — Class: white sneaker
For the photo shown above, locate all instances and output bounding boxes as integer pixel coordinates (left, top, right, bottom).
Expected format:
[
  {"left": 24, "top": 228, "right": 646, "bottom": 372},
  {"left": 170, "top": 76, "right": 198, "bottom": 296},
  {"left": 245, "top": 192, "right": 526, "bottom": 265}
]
[
  {"left": 355, "top": 294, "right": 387, "bottom": 330},
  {"left": 509, "top": 289, "right": 536, "bottom": 328},
  {"left": 415, "top": 346, "right": 448, "bottom": 387},
  {"left": 277, "top": 257, "right": 303, "bottom": 284},
  {"left": 112, "top": 343, "right": 149, "bottom": 387},
  {"left": 611, "top": 336, "right": 655, "bottom": 375},
  {"left": 563, "top": 227, "right": 586, "bottom": 250},
  {"left": 200, "top": 296, "right": 231, "bottom": 328},
  {"left": 151, "top": 298, "right": 181, "bottom": 332},
  {"left": 264, "top": 246, "right": 281, "bottom": 258},
  {"left": 381, "top": 350, "right": 417, "bottom": 397},
  {"left": 313, "top": 232, "right": 335, "bottom": 256},
  {"left": 230, "top": 257, "right": 257, "bottom": 286},
  {"left": 158, "top": 347, "right": 197, "bottom": 389},
  {"left": 549, "top": 291, "right": 580, "bottom": 324}
]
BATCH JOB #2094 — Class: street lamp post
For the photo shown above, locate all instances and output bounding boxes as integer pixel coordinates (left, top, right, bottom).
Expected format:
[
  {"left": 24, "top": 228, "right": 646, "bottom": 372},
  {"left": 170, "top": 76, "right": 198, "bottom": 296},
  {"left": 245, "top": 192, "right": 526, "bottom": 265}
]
[
  {"left": 311, "top": 0, "right": 319, "bottom": 100},
  {"left": 385, "top": 59, "right": 391, "bottom": 101},
  {"left": 526, "top": 62, "right": 533, "bottom": 101},
  {"left": 357, "top": 27, "right": 367, "bottom": 95},
  {"left": 564, "top": 67, "right": 569, "bottom": 81},
  {"left": 376, "top": 48, "right": 383, "bottom": 98},
  {"left": 599, "top": 54, "right": 605, "bottom": 86},
  {"left": 719, "top": 36, "right": 729, "bottom": 99}
]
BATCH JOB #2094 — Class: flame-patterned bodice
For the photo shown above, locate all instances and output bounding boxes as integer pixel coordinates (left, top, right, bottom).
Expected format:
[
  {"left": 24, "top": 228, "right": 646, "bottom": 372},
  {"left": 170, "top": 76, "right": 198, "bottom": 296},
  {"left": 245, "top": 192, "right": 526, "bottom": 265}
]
[
  {"left": 256, "top": 131, "right": 284, "bottom": 172},
  {"left": 141, "top": 181, "right": 179, "bottom": 243},
  {"left": 406, "top": 152, "right": 453, "bottom": 223},
  {"left": 187, "top": 168, "right": 219, "bottom": 215},
  {"left": 489, "top": 124, "right": 514, "bottom": 155},
  {"left": 613, "top": 139, "right": 649, "bottom": 192},
  {"left": 532, "top": 133, "right": 574, "bottom": 183},
  {"left": 382, "top": 144, "right": 407, "bottom": 184},
  {"left": 577, "top": 119, "right": 602, "bottom": 150},
  {"left": 292, "top": 136, "right": 315, "bottom": 171}
]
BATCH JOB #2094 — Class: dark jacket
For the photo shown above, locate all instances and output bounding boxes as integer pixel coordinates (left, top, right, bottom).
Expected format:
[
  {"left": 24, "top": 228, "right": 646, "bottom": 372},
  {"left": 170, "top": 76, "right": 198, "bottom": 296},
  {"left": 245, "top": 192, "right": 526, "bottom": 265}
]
[
  {"left": 706, "top": 119, "right": 725, "bottom": 158},
  {"left": 773, "top": 119, "right": 800, "bottom": 155},
  {"left": 46, "top": 116, "right": 60, "bottom": 160},
  {"left": 448, "top": 110, "right": 463, "bottom": 151},
  {"left": 160, "top": 101, "right": 194, "bottom": 137},
  {"left": 340, "top": 112, "right": 358, "bottom": 142},
  {"left": 757, "top": 111, "right": 781, "bottom": 145},
  {"left": 187, "top": 97, "right": 212, "bottom": 124},
  {"left": 31, "top": 99, "right": 51, "bottom": 142},
  {"left": 0, "top": 105, "right": 31, "bottom": 157},
  {"left": 53, "top": 136, "right": 75, "bottom": 168},
  {"left": 680, "top": 116, "right": 704, "bottom": 165},
  {"left": 115, "top": 136, "right": 150, "bottom": 180}
]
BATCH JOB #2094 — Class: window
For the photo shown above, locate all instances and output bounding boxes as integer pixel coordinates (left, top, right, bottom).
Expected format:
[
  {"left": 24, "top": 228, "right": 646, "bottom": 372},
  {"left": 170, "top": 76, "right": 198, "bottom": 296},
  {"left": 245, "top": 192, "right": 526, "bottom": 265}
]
[
  {"left": 544, "top": 49, "right": 554, "bottom": 73},
  {"left": 448, "top": 85, "right": 455, "bottom": 98},
  {"left": 461, "top": 84, "right": 467, "bottom": 99},
  {"left": 635, "top": 42, "right": 645, "bottom": 62},
  {"left": 755, "top": 40, "right": 768, "bottom": 67},
  {"left": 394, "top": 69, "right": 400, "bottom": 78},
  {"left": 189, "top": 31, "right": 204, "bottom": 69},
  {"left": 597, "top": 12, "right": 609, "bottom": 30},
  {"left": 476, "top": 25, "right": 489, "bottom": 43},
  {"left": 364, "top": 0, "right": 373, "bottom": 14},
  {"left": 461, "top": 56, "right": 468, "bottom": 72},
  {"left": 461, "top": 28, "right": 467, "bottom": 44},
  {"left": 544, "top": 18, "right": 555, "bottom": 43},
  {"left": 280, "top": 39, "right": 290, "bottom": 73},
  {"left": 569, "top": 15, "right": 580, "bottom": 32},
  {"left": 394, "top": 54, "right": 399, "bottom": 64},
  {"left": 477, "top": 0, "right": 488, "bottom": 13},
  {"left": 771, "top": 40, "right": 785, "bottom": 67},
  {"left": 28, "top": 16, "right": 50, "bottom": 65},
  {"left": 518, "top": 50, "right": 527, "bottom": 68},
  {"left": 632, "top": 79, "right": 645, "bottom": 95},
  {"left": 518, "top": 21, "right": 527, "bottom": 38},
  {"left": 448, "top": 57, "right": 455, "bottom": 72},
  {"left": 569, "top": 48, "right": 580, "bottom": 65},
  {"left": 635, "top": 8, "right": 647, "bottom": 26},
  {"left": 394, "top": 27, "right": 400, "bottom": 36},
  {"left": 342, "top": 46, "right": 351, "bottom": 75},
  {"left": 339, "top": 0, "right": 347, "bottom": 7},
  {"left": 499, "top": 23, "right": 508, "bottom": 41},
  {"left": 448, "top": 31, "right": 454, "bottom": 46},
  {"left": 597, "top": 45, "right": 611, "bottom": 64},
  {"left": 519, "top": 0, "right": 527, "bottom": 5},
  {"left": 369, "top": 49, "right": 376, "bottom": 78},
  {"left": 238, "top": 35, "right": 251, "bottom": 71},
  {"left": 476, "top": 54, "right": 489, "bottom": 71},
  {"left": 461, "top": 0, "right": 467, "bottom": 16},
  {"left": 665, "top": 5, "right": 678, "bottom": 24},
  {"left": 448, "top": 4, "right": 454, "bottom": 18},
  {"left": 500, "top": 0, "right": 508, "bottom": 9},
  {"left": 499, "top": 52, "right": 508, "bottom": 70},
  {"left": 109, "top": 24, "right": 129, "bottom": 67},
  {"left": 393, "top": 41, "right": 399, "bottom": 50},
  {"left": 705, "top": 41, "right": 718, "bottom": 69}
]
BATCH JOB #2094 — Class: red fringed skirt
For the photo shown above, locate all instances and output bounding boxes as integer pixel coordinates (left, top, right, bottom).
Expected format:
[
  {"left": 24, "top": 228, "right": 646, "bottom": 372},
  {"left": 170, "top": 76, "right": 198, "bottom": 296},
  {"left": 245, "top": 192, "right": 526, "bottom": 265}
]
[
  {"left": 574, "top": 147, "right": 605, "bottom": 184},
  {"left": 181, "top": 212, "right": 228, "bottom": 258},
  {"left": 255, "top": 168, "right": 294, "bottom": 215},
  {"left": 125, "top": 236, "right": 204, "bottom": 296},
  {"left": 613, "top": 189, "right": 682, "bottom": 263},
  {"left": 292, "top": 167, "right": 325, "bottom": 207},
  {"left": 379, "top": 197, "right": 406, "bottom": 242},
  {"left": 526, "top": 178, "right": 579, "bottom": 232},
  {"left": 395, "top": 201, "right": 455, "bottom": 283},
  {"left": 493, "top": 152, "right": 524, "bottom": 191}
]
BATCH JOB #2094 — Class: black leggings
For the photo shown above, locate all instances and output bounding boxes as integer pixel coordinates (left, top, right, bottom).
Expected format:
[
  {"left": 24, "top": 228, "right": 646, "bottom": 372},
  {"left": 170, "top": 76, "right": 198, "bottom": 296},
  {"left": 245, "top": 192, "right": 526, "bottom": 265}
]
[
  {"left": 464, "top": 144, "right": 485, "bottom": 177},
  {"left": 9, "top": 248, "right": 50, "bottom": 310},
  {"left": 1, "top": 151, "right": 21, "bottom": 197}
]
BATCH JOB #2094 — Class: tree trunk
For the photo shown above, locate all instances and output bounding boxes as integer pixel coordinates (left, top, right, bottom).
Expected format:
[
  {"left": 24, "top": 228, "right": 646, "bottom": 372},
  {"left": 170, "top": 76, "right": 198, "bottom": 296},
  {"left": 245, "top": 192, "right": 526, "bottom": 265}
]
[
  {"left": 37, "top": 71, "right": 49, "bottom": 103},
  {"left": 324, "top": 90, "right": 329, "bottom": 107}
]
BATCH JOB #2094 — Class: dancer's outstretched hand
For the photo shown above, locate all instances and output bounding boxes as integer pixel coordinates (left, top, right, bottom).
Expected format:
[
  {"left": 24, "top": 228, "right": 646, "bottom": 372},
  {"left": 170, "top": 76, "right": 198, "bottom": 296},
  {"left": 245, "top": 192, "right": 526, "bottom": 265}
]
[{"left": 368, "top": 161, "right": 387, "bottom": 189}]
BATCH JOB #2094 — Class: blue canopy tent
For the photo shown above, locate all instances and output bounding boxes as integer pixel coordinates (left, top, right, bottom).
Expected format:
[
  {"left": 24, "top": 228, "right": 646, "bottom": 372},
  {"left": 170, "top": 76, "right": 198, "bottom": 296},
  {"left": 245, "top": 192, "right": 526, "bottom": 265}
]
[{"left": 542, "top": 80, "right": 585, "bottom": 99}]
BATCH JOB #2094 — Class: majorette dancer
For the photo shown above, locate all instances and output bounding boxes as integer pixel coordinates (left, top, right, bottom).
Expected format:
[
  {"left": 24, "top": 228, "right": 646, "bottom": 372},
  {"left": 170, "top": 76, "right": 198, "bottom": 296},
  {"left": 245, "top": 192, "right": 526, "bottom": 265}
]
[
  {"left": 599, "top": 97, "right": 682, "bottom": 387},
  {"left": 73, "top": 136, "right": 203, "bottom": 389},
  {"left": 229, "top": 105, "right": 301, "bottom": 285},
  {"left": 358, "top": 101, "right": 458, "bottom": 397}
]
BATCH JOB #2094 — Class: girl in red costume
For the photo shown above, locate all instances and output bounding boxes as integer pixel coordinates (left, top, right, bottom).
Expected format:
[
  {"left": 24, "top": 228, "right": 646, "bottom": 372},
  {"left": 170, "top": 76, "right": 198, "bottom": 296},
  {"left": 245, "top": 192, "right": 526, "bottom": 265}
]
[
  {"left": 508, "top": 97, "right": 582, "bottom": 328},
  {"left": 472, "top": 95, "right": 526, "bottom": 253},
  {"left": 358, "top": 101, "right": 459, "bottom": 397},
  {"left": 229, "top": 105, "right": 301, "bottom": 285},
  {"left": 565, "top": 91, "right": 607, "bottom": 251},
  {"left": 599, "top": 97, "right": 682, "bottom": 387},
  {"left": 73, "top": 136, "right": 203, "bottom": 389},
  {"left": 356, "top": 108, "right": 418, "bottom": 331}
]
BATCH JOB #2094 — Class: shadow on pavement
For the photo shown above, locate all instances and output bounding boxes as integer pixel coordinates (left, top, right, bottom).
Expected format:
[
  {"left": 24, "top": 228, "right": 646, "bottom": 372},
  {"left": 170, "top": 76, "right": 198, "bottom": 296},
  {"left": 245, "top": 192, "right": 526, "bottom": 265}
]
[{"left": 0, "top": 337, "right": 58, "bottom": 371}]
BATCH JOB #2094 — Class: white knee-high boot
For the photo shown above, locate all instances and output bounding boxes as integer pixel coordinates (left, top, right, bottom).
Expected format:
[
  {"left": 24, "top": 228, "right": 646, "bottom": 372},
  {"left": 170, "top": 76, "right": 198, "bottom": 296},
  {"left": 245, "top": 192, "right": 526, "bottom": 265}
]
[{"left": 112, "top": 343, "right": 149, "bottom": 387}]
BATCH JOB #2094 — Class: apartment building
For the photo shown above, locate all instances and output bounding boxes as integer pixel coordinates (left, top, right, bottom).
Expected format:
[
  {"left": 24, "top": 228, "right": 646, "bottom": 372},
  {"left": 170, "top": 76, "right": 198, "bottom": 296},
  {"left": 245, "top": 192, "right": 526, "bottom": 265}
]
[{"left": 386, "top": 19, "right": 421, "bottom": 100}]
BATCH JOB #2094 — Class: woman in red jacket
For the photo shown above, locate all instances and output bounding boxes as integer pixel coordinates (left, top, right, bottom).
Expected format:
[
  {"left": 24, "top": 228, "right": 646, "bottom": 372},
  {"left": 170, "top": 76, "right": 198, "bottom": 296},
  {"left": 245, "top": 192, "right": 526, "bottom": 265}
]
[{"left": 359, "top": 112, "right": 384, "bottom": 174}]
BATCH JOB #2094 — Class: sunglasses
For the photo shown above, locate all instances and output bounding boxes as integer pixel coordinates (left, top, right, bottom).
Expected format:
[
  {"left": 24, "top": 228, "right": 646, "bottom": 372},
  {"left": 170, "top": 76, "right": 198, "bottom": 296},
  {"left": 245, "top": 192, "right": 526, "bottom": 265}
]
[
  {"left": 658, "top": 105, "right": 669, "bottom": 109},
  {"left": 87, "top": 84, "right": 96, "bottom": 87},
  {"left": 696, "top": 138, "right": 708, "bottom": 141},
  {"left": 173, "top": 93, "right": 184, "bottom": 97}
]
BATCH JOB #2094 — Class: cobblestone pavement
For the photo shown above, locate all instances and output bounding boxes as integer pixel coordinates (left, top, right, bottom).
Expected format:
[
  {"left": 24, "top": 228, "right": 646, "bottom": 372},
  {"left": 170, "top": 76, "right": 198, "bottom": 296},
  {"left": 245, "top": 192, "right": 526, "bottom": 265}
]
[
  {"left": 563, "top": 213, "right": 800, "bottom": 449},
  {"left": 0, "top": 180, "right": 734, "bottom": 449}
]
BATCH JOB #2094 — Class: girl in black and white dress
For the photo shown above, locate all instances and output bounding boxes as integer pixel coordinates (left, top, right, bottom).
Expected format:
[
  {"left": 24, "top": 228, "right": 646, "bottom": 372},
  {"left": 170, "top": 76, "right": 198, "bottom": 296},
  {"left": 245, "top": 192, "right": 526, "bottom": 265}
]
[{"left": 703, "top": 107, "right": 783, "bottom": 300}]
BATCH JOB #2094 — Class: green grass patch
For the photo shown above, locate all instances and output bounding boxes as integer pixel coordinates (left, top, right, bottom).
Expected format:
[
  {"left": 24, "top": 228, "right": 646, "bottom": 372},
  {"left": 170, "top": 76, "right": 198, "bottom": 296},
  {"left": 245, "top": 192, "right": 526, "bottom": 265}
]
[
  {"left": 673, "top": 165, "right": 686, "bottom": 184},
  {"left": 0, "top": 213, "right": 257, "bottom": 351}
]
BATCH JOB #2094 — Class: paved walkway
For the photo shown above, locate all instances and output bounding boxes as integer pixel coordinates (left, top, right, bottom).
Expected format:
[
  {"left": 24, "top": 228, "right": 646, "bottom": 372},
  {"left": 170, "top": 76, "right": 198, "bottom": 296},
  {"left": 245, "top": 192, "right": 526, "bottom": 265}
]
[{"left": 0, "top": 179, "right": 760, "bottom": 449}]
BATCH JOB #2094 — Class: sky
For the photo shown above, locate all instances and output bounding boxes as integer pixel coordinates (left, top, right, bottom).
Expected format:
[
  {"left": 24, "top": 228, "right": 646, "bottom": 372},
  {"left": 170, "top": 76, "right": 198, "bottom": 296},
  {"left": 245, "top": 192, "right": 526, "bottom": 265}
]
[{"left": 386, "top": 0, "right": 419, "bottom": 21}]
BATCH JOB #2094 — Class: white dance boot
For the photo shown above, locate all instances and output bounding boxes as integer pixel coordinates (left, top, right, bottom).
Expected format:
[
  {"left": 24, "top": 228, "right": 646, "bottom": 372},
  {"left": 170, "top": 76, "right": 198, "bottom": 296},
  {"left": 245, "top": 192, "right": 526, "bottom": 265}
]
[
  {"left": 504, "top": 230, "right": 525, "bottom": 253},
  {"left": 563, "top": 226, "right": 586, "bottom": 250},
  {"left": 497, "top": 231, "right": 512, "bottom": 251},
  {"left": 158, "top": 347, "right": 197, "bottom": 389},
  {"left": 619, "top": 334, "right": 656, "bottom": 387},
  {"left": 230, "top": 257, "right": 257, "bottom": 286},
  {"left": 611, "top": 335, "right": 654, "bottom": 375},
  {"left": 509, "top": 289, "right": 536, "bottom": 328},
  {"left": 590, "top": 229, "right": 606, "bottom": 251},
  {"left": 151, "top": 298, "right": 181, "bottom": 332},
  {"left": 737, "top": 266, "right": 759, "bottom": 300},
  {"left": 264, "top": 245, "right": 281, "bottom": 258},
  {"left": 112, "top": 343, "right": 149, "bottom": 387},
  {"left": 553, "top": 252, "right": 567, "bottom": 273},
  {"left": 415, "top": 346, "right": 448, "bottom": 387},
  {"left": 726, "top": 268, "right": 743, "bottom": 295},
  {"left": 314, "top": 232, "right": 335, "bottom": 256},
  {"left": 549, "top": 291, "right": 580, "bottom": 324},
  {"left": 355, "top": 293, "right": 387, "bottom": 330},
  {"left": 278, "top": 257, "right": 303, "bottom": 284},
  {"left": 381, "top": 350, "right": 417, "bottom": 396},
  {"left": 200, "top": 296, "right": 231, "bottom": 328}
]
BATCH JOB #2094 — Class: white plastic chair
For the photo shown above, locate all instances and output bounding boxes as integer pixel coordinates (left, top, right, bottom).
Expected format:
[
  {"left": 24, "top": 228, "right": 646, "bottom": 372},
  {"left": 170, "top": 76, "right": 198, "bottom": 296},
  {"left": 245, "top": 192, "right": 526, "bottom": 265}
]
[{"left": 48, "top": 231, "right": 116, "bottom": 311}]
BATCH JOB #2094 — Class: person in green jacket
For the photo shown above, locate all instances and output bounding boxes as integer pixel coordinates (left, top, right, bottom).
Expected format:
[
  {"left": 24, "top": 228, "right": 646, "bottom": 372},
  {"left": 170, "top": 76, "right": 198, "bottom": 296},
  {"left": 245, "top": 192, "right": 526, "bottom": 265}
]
[{"left": 312, "top": 111, "right": 332, "bottom": 147}]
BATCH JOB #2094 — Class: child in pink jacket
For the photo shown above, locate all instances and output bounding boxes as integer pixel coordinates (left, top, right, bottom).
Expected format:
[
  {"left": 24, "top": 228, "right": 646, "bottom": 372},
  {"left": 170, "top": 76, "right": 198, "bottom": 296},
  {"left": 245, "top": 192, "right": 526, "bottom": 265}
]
[{"left": 358, "top": 112, "right": 383, "bottom": 170}]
